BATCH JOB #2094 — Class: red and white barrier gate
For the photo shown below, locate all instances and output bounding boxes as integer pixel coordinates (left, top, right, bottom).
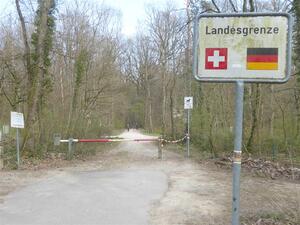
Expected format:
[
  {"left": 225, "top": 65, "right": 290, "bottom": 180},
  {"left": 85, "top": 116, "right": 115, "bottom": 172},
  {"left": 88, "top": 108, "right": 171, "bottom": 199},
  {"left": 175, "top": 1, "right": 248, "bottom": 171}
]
[
  {"left": 56, "top": 137, "right": 163, "bottom": 160},
  {"left": 54, "top": 135, "right": 186, "bottom": 160},
  {"left": 60, "top": 138, "right": 159, "bottom": 143}
]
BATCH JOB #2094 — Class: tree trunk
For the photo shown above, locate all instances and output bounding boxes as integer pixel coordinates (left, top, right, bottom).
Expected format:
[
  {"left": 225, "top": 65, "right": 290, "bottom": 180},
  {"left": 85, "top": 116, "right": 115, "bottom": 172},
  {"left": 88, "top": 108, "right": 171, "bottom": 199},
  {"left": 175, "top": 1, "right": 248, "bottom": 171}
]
[
  {"left": 36, "top": 0, "right": 55, "bottom": 145},
  {"left": 67, "top": 49, "right": 88, "bottom": 134},
  {"left": 169, "top": 76, "right": 176, "bottom": 139},
  {"left": 246, "top": 84, "right": 261, "bottom": 152},
  {"left": 292, "top": 0, "right": 300, "bottom": 137},
  {"left": 243, "top": 0, "right": 247, "bottom": 12},
  {"left": 145, "top": 79, "right": 153, "bottom": 132},
  {"left": 295, "top": 86, "right": 300, "bottom": 137},
  {"left": 161, "top": 64, "right": 167, "bottom": 136},
  {"left": 17, "top": 0, "right": 56, "bottom": 152}
]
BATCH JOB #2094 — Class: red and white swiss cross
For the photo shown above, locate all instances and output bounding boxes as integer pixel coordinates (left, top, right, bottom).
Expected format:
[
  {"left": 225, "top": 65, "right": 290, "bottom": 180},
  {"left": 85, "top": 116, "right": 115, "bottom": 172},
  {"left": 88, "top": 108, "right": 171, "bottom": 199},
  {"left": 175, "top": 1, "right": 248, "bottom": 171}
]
[{"left": 205, "top": 48, "right": 227, "bottom": 70}]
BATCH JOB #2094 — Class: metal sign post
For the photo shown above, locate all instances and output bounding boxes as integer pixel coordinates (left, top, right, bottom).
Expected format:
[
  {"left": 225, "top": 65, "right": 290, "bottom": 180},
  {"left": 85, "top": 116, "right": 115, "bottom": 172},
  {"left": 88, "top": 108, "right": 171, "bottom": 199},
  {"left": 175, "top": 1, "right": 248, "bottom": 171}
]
[
  {"left": 187, "top": 109, "right": 190, "bottom": 157},
  {"left": 192, "top": 13, "right": 292, "bottom": 225},
  {"left": 232, "top": 81, "right": 244, "bottom": 225},
  {"left": 184, "top": 97, "right": 193, "bottom": 157},
  {"left": 10, "top": 112, "right": 24, "bottom": 168},
  {"left": 16, "top": 128, "right": 20, "bottom": 167}
]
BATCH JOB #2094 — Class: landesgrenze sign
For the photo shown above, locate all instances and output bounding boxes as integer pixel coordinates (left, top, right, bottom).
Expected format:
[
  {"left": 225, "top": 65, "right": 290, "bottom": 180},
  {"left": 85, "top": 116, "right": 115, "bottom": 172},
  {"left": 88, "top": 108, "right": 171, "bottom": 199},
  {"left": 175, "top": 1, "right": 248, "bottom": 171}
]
[
  {"left": 193, "top": 13, "right": 292, "bottom": 83},
  {"left": 205, "top": 25, "right": 280, "bottom": 36}
]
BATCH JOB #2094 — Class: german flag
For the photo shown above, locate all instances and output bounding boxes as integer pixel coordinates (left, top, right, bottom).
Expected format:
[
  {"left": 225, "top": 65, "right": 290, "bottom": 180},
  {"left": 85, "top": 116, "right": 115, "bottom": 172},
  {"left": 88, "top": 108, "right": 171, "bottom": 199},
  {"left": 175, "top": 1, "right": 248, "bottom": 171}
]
[{"left": 247, "top": 48, "right": 278, "bottom": 70}]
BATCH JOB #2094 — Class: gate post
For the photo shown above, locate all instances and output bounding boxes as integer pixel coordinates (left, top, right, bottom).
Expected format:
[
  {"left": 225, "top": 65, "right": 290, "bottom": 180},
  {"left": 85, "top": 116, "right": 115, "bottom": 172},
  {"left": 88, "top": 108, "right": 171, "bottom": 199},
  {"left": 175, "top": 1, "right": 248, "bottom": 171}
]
[{"left": 68, "top": 138, "right": 73, "bottom": 160}]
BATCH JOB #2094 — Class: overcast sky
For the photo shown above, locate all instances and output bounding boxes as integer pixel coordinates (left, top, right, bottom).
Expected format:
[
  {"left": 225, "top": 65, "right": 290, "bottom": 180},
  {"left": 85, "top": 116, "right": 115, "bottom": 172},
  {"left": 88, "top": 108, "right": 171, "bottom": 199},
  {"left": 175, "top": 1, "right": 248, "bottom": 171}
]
[
  {"left": 105, "top": 0, "right": 185, "bottom": 36},
  {"left": 0, "top": 0, "right": 185, "bottom": 36}
]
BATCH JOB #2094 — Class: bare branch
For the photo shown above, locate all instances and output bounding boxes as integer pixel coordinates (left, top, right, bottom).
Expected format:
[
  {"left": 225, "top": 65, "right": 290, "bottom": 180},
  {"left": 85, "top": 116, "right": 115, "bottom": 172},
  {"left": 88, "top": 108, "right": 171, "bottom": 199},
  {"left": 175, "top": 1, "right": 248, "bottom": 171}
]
[
  {"left": 211, "top": 0, "right": 221, "bottom": 13},
  {"left": 228, "top": 0, "right": 238, "bottom": 12},
  {"left": 15, "top": 0, "right": 31, "bottom": 71}
]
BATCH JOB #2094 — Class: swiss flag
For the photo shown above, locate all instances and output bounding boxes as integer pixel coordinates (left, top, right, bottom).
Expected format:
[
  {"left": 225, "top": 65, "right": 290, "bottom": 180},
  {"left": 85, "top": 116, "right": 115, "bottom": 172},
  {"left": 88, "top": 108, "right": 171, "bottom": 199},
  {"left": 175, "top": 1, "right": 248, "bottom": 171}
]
[{"left": 205, "top": 48, "right": 228, "bottom": 70}]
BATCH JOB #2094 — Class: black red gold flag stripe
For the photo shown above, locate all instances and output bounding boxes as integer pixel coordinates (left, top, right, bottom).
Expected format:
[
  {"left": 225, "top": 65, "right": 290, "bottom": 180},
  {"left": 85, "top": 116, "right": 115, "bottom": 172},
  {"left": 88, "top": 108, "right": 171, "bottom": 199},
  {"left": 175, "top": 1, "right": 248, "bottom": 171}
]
[{"left": 247, "top": 48, "right": 278, "bottom": 70}]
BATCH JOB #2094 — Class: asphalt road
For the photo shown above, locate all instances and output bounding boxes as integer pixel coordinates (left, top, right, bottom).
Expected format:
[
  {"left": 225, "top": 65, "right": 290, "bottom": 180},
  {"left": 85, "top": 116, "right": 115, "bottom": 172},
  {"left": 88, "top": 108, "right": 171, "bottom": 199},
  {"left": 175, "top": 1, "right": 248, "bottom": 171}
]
[{"left": 0, "top": 131, "right": 167, "bottom": 225}]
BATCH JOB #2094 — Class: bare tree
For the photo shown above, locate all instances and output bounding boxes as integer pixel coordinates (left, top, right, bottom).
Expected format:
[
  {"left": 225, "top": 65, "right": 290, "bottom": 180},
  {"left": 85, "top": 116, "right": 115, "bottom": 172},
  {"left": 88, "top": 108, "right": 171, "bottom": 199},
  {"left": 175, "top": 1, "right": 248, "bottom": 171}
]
[{"left": 145, "top": 4, "right": 184, "bottom": 136}]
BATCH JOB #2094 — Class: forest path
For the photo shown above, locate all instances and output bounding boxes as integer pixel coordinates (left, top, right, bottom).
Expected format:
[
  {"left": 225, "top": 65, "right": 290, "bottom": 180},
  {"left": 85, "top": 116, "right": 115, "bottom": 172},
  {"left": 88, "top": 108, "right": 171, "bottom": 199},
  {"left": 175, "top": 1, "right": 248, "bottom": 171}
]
[{"left": 0, "top": 130, "right": 299, "bottom": 225}]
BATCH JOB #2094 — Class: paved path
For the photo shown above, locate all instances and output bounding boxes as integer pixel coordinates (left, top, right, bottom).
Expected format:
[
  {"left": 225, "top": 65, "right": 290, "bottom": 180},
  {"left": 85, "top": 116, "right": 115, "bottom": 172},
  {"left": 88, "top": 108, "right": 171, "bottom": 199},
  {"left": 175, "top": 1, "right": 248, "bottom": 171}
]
[{"left": 0, "top": 130, "right": 167, "bottom": 225}]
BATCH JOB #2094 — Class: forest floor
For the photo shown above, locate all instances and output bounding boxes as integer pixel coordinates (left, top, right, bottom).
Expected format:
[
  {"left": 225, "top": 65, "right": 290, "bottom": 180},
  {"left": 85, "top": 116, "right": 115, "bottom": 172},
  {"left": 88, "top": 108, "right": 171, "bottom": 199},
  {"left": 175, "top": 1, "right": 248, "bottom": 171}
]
[{"left": 0, "top": 130, "right": 299, "bottom": 225}]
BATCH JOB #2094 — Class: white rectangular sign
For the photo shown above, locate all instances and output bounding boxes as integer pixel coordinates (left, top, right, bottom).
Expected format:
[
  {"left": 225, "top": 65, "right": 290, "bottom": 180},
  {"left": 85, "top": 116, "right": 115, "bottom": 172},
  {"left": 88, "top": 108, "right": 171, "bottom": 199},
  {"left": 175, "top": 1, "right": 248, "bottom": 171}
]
[
  {"left": 193, "top": 13, "right": 291, "bottom": 83},
  {"left": 11, "top": 112, "right": 24, "bottom": 128},
  {"left": 184, "top": 97, "right": 193, "bottom": 109}
]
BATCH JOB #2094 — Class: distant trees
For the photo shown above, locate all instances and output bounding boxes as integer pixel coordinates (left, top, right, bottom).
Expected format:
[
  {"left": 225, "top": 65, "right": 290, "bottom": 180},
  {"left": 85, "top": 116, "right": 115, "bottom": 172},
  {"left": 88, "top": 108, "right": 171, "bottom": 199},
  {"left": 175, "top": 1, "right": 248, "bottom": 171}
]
[
  {"left": 53, "top": 1, "right": 123, "bottom": 136},
  {"left": 122, "top": 34, "right": 156, "bottom": 131},
  {"left": 121, "top": 4, "right": 186, "bottom": 137},
  {"left": 145, "top": 5, "right": 185, "bottom": 137},
  {"left": 56, "top": 2, "right": 121, "bottom": 135}
]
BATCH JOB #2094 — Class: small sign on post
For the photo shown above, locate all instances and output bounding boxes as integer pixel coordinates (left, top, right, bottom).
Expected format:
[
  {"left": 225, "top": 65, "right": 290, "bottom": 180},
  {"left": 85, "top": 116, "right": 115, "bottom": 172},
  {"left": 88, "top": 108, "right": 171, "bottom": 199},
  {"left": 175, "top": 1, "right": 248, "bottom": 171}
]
[
  {"left": 184, "top": 97, "right": 193, "bottom": 157},
  {"left": 11, "top": 112, "right": 24, "bottom": 128},
  {"left": 10, "top": 112, "right": 24, "bottom": 168},
  {"left": 184, "top": 97, "right": 193, "bottom": 109}
]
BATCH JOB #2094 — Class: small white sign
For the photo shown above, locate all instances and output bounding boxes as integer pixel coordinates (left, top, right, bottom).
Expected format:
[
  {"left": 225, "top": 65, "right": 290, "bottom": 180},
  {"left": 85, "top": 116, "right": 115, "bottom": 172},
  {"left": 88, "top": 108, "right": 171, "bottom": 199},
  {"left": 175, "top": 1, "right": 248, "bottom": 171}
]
[
  {"left": 11, "top": 112, "right": 24, "bottom": 128},
  {"left": 184, "top": 97, "right": 193, "bottom": 109}
]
